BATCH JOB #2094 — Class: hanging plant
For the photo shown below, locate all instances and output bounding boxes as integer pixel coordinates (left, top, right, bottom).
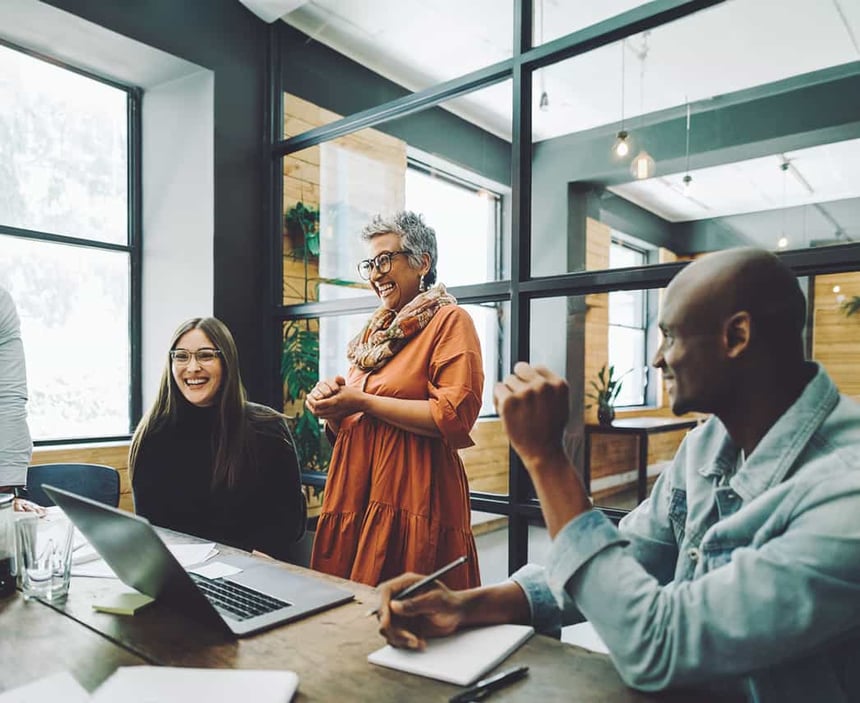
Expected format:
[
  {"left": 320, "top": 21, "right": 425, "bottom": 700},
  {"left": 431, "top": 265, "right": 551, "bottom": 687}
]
[
  {"left": 284, "top": 201, "right": 320, "bottom": 259},
  {"left": 841, "top": 296, "right": 860, "bottom": 317}
]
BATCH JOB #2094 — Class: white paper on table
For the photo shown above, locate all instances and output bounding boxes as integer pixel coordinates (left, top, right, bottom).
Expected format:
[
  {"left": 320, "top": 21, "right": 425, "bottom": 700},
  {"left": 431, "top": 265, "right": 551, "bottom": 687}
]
[
  {"left": 560, "top": 621, "right": 610, "bottom": 654},
  {"left": 89, "top": 666, "right": 299, "bottom": 703},
  {"left": 188, "top": 561, "right": 243, "bottom": 579},
  {"left": 72, "top": 543, "right": 217, "bottom": 578},
  {"left": 0, "top": 671, "right": 89, "bottom": 703},
  {"left": 34, "top": 511, "right": 86, "bottom": 551}
]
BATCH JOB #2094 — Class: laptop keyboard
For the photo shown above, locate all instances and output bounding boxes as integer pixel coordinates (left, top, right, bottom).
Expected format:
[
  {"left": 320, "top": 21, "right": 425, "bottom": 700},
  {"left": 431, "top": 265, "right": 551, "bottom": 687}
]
[{"left": 189, "top": 572, "right": 291, "bottom": 621}]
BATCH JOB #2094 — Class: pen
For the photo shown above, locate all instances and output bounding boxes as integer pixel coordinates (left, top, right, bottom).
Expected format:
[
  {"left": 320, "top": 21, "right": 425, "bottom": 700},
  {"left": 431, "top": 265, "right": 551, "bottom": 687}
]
[
  {"left": 365, "top": 555, "right": 469, "bottom": 617},
  {"left": 448, "top": 665, "right": 529, "bottom": 703}
]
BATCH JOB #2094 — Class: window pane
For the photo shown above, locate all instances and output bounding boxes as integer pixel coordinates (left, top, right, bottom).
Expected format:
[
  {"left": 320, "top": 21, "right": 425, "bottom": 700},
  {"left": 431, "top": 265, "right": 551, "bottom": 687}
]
[
  {"left": 530, "top": 292, "right": 699, "bottom": 512},
  {"left": 281, "top": 1, "right": 513, "bottom": 135},
  {"left": 608, "top": 325, "right": 646, "bottom": 406},
  {"left": 531, "top": 0, "right": 860, "bottom": 276},
  {"left": 0, "top": 44, "right": 128, "bottom": 244},
  {"left": 533, "top": 1, "right": 652, "bottom": 47},
  {"left": 0, "top": 235, "right": 130, "bottom": 439},
  {"left": 282, "top": 83, "right": 511, "bottom": 305},
  {"left": 406, "top": 167, "right": 501, "bottom": 287}
]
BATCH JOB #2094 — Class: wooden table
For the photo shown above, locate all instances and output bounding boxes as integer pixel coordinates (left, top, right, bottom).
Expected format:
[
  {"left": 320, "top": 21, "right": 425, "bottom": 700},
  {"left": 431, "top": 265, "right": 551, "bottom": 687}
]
[
  {"left": 1, "top": 528, "right": 739, "bottom": 702},
  {"left": 584, "top": 417, "right": 700, "bottom": 504}
]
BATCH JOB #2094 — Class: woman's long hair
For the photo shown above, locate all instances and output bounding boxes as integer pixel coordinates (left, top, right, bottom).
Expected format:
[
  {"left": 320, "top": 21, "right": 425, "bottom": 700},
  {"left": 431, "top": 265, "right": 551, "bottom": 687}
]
[{"left": 128, "top": 317, "right": 252, "bottom": 490}]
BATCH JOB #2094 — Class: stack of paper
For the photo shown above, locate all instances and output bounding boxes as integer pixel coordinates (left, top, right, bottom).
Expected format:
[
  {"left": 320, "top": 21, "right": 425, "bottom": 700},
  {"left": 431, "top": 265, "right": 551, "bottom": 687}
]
[
  {"left": 72, "top": 543, "right": 217, "bottom": 578},
  {"left": 367, "top": 624, "right": 534, "bottom": 686}
]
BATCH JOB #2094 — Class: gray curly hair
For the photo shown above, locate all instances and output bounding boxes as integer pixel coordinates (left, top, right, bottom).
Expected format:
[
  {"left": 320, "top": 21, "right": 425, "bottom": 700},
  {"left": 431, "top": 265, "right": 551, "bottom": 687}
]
[{"left": 360, "top": 211, "right": 438, "bottom": 287}]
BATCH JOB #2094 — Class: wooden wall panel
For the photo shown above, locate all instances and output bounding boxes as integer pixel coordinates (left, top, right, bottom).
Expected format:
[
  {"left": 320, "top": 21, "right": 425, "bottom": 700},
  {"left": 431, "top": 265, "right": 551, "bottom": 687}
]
[
  {"left": 813, "top": 272, "right": 860, "bottom": 400},
  {"left": 31, "top": 443, "right": 132, "bottom": 513}
]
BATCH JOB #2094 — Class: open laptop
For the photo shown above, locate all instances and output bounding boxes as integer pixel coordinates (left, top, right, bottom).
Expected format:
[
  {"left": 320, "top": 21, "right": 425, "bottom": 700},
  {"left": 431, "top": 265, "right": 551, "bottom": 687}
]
[{"left": 43, "top": 484, "right": 354, "bottom": 637}]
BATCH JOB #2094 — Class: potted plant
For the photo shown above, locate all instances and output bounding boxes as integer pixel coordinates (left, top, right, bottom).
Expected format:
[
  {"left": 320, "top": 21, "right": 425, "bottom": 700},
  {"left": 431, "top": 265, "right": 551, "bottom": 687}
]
[{"left": 587, "top": 363, "right": 627, "bottom": 425}]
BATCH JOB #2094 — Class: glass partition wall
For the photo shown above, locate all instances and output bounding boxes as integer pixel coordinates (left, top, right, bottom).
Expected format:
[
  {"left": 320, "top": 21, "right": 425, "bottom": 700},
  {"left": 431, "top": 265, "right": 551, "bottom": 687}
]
[{"left": 267, "top": 0, "right": 860, "bottom": 575}]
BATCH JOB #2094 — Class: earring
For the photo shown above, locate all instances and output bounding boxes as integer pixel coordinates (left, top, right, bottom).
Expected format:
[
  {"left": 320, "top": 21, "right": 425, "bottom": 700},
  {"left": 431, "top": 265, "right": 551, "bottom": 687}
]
[{"left": 419, "top": 274, "right": 426, "bottom": 292}]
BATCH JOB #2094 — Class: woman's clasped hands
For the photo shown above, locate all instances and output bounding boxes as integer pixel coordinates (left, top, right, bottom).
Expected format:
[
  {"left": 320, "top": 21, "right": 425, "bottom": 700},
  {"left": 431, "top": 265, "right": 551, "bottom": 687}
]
[{"left": 305, "top": 375, "right": 364, "bottom": 419}]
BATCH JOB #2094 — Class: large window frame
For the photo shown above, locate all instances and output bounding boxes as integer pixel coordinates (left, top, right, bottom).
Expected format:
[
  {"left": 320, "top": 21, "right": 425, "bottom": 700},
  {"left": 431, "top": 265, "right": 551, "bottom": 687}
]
[
  {"left": 0, "top": 39, "right": 142, "bottom": 446},
  {"left": 265, "top": 0, "right": 860, "bottom": 575}
]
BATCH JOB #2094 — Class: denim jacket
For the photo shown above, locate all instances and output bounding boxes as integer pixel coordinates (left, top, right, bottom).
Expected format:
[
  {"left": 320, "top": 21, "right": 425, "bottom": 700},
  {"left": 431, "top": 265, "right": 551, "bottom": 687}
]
[{"left": 512, "top": 364, "right": 860, "bottom": 702}]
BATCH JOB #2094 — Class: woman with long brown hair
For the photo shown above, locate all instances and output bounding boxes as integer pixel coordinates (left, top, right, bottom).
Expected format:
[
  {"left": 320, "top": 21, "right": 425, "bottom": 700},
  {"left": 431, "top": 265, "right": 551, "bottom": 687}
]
[{"left": 129, "top": 317, "right": 306, "bottom": 560}]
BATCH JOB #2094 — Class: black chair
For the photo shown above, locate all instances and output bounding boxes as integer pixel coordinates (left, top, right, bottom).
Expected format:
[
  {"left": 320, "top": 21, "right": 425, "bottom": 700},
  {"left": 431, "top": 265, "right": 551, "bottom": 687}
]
[{"left": 26, "top": 463, "right": 120, "bottom": 508}]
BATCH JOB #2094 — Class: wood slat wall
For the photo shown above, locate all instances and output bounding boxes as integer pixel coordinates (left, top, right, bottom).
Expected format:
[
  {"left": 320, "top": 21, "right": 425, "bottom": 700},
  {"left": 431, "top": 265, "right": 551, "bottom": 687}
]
[
  {"left": 813, "top": 272, "right": 860, "bottom": 400},
  {"left": 31, "top": 443, "right": 132, "bottom": 512}
]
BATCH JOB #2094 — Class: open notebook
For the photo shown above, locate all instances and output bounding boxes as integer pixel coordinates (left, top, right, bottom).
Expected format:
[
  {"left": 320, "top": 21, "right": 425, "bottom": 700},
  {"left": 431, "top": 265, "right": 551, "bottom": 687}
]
[{"left": 367, "top": 624, "right": 534, "bottom": 686}]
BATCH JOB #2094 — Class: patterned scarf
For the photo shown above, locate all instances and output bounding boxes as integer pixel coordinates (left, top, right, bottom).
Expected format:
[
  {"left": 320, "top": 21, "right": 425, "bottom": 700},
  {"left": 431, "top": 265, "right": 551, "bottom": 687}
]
[{"left": 347, "top": 284, "right": 457, "bottom": 371}]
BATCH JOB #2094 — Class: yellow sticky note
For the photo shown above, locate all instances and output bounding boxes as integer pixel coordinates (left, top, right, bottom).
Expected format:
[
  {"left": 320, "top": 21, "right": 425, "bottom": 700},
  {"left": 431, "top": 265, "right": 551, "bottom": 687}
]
[{"left": 92, "top": 592, "right": 155, "bottom": 615}]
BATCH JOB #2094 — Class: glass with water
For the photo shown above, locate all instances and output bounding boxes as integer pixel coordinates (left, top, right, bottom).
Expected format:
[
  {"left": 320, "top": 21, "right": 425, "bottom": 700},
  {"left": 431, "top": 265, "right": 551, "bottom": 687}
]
[{"left": 16, "top": 514, "right": 75, "bottom": 602}]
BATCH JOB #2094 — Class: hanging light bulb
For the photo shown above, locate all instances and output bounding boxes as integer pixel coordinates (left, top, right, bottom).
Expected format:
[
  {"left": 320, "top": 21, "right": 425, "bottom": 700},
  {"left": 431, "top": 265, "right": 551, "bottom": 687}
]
[
  {"left": 630, "top": 150, "right": 656, "bottom": 180},
  {"left": 538, "top": 0, "right": 549, "bottom": 112},
  {"left": 682, "top": 100, "right": 694, "bottom": 196},
  {"left": 777, "top": 236, "right": 788, "bottom": 249},
  {"left": 613, "top": 130, "right": 629, "bottom": 157},
  {"left": 612, "top": 39, "right": 628, "bottom": 158},
  {"left": 682, "top": 174, "right": 693, "bottom": 194}
]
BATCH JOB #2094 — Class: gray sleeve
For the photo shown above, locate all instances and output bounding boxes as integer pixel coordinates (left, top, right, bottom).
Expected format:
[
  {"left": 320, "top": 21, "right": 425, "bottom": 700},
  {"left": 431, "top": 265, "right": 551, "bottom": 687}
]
[{"left": 0, "top": 289, "right": 32, "bottom": 487}]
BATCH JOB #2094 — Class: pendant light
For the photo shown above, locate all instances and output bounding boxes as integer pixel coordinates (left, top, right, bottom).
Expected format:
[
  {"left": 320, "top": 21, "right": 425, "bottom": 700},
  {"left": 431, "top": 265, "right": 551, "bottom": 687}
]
[
  {"left": 682, "top": 100, "right": 693, "bottom": 194},
  {"left": 538, "top": 0, "right": 549, "bottom": 111},
  {"left": 630, "top": 32, "right": 655, "bottom": 180},
  {"left": 612, "top": 39, "right": 629, "bottom": 157}
]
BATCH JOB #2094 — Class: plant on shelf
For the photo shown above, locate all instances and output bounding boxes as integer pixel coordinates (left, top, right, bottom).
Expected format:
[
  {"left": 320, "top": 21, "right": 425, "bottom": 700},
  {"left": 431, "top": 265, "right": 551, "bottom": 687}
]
[
  {"left": 841, "top": 295, "right": 860, "bottom": 317},
  {"left": 586, "top": 363, "right": 627, "bottom": 426},
  {"left": 281, "top": 321, "right": 330, "bottom": 473}
]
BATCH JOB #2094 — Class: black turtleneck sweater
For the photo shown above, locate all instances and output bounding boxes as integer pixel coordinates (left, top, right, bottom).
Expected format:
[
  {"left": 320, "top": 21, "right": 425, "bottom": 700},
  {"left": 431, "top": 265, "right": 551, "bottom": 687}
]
[{"left": 131, "top": 401, "right": 306, "bottom": 561}]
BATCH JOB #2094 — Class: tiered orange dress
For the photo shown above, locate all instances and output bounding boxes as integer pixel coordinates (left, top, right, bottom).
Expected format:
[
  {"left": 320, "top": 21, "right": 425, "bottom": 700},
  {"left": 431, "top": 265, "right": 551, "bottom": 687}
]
[{"left": 310, "top": 305, "right": 483, "bottom": 588}]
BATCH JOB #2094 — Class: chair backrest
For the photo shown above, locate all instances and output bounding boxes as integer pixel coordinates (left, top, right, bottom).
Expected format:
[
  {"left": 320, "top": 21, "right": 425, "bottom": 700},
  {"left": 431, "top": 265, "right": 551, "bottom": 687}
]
[{"left": 26, "top": 463, "right": 120, "bottom": 508}]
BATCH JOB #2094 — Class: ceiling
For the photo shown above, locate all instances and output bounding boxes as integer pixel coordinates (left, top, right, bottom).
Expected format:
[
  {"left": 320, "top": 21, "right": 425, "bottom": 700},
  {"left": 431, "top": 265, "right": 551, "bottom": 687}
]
[{"left": 243, "top": 0, "right": 860, "bottom": 250}]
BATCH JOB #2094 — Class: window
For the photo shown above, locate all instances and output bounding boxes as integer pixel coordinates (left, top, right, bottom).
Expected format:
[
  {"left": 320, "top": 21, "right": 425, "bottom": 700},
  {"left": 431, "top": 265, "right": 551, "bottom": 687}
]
[
  {"left": 0, "top": 42, "right": 138, "bottom": 442},
  {"left": 405, "top": 162, "right": 504, "bottom": 415},
  {"left": 608, "top": 240, "right": 648, "bottom": 407}
]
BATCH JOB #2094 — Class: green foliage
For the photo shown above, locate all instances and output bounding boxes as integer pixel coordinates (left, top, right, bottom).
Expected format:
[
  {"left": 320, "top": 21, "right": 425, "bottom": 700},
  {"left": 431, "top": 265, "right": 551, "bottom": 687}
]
[
  {"left": 586, "top": 363, "right": 628, "bottom": 410},
  {"left": 281, "top": 322, "right": 330, "bottom": 472},
  {"left": 284, "top": 201, "right": 320, "bottom": 258},
  {"left": 841, "top": 295, "right": 860, "bottom": 317}
]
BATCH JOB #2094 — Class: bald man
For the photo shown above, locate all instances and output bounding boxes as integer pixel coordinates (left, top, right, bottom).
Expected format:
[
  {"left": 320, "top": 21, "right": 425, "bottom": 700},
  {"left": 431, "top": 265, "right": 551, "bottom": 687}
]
[{"left": 377, "top": 249, "right": 860, "bottom": 702}]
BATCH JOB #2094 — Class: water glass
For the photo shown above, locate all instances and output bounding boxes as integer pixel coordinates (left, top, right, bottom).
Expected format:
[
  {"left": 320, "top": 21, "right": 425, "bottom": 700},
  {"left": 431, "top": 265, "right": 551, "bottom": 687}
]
[{"left": 16, "top": 514, "right": 75, "bottom": 602}]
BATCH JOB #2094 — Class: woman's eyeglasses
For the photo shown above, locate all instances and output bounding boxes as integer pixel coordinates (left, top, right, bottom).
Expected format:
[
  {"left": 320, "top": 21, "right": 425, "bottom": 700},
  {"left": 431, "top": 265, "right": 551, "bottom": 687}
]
[
  {"left": 357, "top": 250, "right": 412, "bottom": 280},
  {"left": 170, "top": 348, "right": 222, "bottom": 365}
]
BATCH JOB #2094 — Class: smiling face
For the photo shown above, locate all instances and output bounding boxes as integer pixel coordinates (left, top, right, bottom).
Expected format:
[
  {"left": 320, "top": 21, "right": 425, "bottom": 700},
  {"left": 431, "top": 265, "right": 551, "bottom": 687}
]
[
  {"left": 171, "top": 328, "right": 223, "bottom": 407},
  {"left": 652, "top": 279, "right": 726, "bottom": 416},
  {"left": 367, "top": 232, "right": 428, "bottom": 312}
]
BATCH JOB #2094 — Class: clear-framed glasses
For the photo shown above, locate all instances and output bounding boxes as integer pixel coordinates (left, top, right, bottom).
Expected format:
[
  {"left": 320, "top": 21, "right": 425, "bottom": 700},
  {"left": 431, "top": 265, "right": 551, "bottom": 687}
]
[
  {"left": 169, "top": 348, "right": 222, "bottom": 365},
  {"left": 357, "top": 250, "right": 412, "bottom": 280}
]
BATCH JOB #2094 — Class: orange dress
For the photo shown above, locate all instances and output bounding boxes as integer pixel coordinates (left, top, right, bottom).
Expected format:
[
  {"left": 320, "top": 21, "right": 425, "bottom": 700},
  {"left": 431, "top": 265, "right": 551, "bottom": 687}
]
[{"left": 310, "top": 305, "right": 483, "bottom": 588}]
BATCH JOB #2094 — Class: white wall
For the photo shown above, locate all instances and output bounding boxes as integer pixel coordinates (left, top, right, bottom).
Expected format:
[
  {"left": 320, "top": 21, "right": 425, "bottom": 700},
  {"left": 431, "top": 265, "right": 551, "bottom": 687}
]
[{"left": 141, "top": 71, "right": 214, "bottom": 409}]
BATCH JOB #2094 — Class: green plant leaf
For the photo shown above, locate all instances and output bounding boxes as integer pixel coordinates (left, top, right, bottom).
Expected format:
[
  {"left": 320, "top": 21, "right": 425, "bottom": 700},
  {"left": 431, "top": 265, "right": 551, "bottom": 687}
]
[{"left": 841, "top": 295, "right": 860, "bottom": 317}]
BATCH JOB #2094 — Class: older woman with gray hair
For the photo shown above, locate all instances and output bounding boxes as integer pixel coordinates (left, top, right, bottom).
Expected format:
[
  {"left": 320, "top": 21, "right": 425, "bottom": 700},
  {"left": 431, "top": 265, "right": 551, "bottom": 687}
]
[{"left": 306, "top": 211, "right": 483, "bottom": 588}]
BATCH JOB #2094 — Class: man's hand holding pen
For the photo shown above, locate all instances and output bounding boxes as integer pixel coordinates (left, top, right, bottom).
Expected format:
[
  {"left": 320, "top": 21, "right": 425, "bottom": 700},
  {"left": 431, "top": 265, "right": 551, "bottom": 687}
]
[{"left": 376, "top": 572, "right": 468, "bottom": 650}]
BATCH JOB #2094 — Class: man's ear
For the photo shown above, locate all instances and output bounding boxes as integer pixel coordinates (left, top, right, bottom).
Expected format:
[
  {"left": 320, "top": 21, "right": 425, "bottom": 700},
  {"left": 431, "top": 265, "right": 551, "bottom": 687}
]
[{"left": 725, "top": 311, "right": 751, "bottom": 359}]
